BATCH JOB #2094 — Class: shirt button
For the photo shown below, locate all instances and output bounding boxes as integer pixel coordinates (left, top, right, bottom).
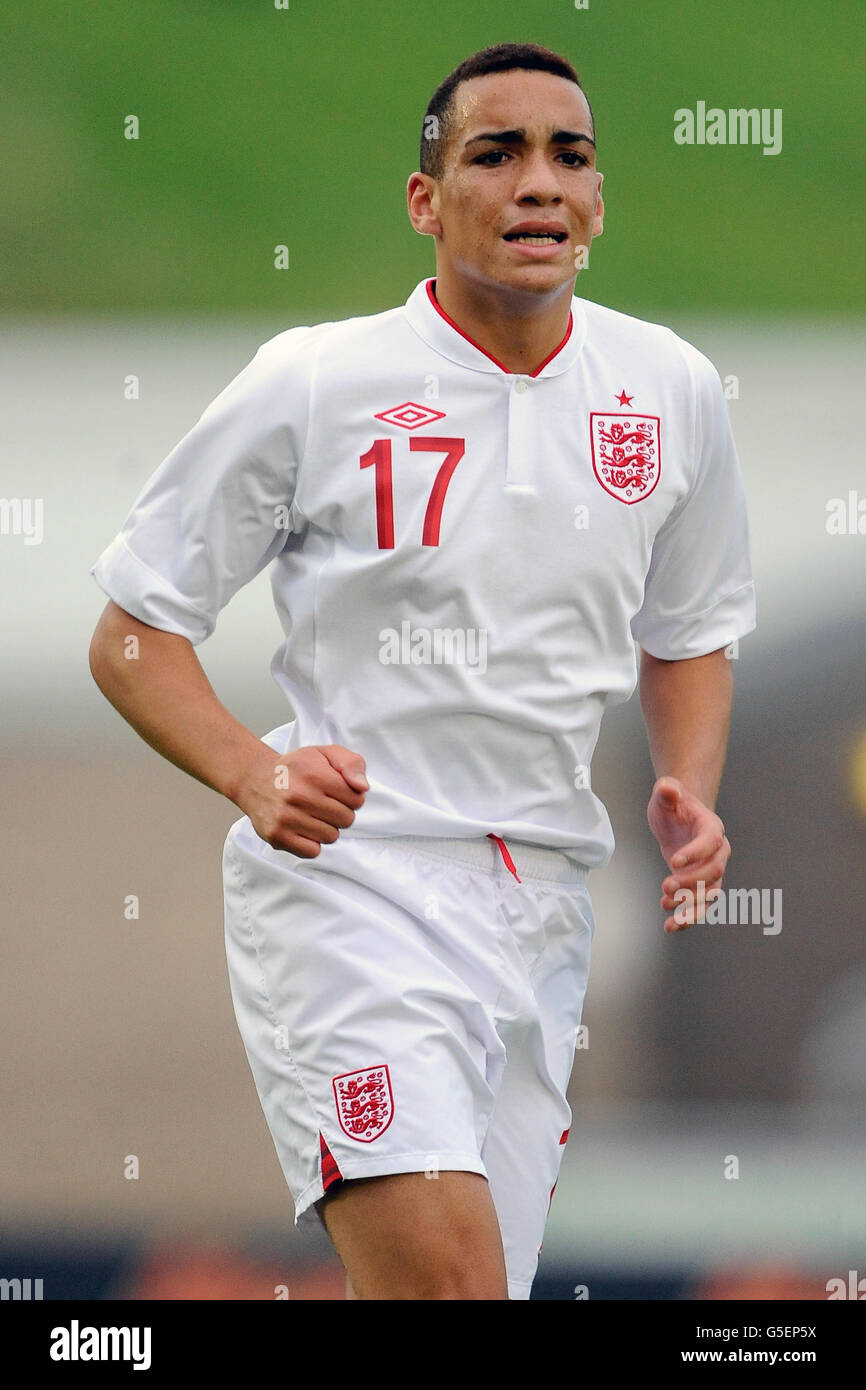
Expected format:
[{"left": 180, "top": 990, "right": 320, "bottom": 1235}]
[{"left": 515, "top": 378, "right": 529, "bottom": 394}]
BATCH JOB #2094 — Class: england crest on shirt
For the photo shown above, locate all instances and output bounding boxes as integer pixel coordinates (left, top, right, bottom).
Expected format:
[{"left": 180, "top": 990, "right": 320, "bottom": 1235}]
[{"left": 589, "top": 412, "right": 661, "bottom": 504}]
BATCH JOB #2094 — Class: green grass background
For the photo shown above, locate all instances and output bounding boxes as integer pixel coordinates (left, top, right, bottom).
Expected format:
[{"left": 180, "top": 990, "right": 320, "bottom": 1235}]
[{"left": 2, "top": 0, "right": 861, "bottom": 317}]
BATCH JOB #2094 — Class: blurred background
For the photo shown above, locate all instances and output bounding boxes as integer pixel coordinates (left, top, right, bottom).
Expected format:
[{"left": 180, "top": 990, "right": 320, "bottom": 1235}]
[{"left": 1, "top": 0, "right": 864, "bottom": 1300}]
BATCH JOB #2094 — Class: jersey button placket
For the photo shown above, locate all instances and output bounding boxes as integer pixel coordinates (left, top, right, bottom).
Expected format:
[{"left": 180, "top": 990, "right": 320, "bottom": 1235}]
[{"left": 505, "top": 376, "right": 535, "bottom": 492}]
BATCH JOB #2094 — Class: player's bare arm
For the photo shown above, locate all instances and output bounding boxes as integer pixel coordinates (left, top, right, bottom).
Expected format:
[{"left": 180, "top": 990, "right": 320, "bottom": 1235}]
[
  {"left": 89, "top": 599, "right": 368, "bottom": 857},
  {"left": 639, "top": 645, "right": 733, "bottom": 932}
]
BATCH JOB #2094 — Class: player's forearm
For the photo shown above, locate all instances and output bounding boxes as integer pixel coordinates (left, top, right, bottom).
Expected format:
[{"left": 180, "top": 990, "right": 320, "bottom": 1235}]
[
  {"left": 88, "top": 601, "right": 274, "bottom": 807},
  {"left": 638, "top": 646, "right": 733, "bottom": 810}
]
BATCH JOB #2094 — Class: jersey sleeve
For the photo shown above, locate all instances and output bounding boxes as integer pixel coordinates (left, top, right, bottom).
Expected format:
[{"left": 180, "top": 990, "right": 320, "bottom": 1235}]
[
  {"left": 90, "top": 329, "right": 313, "bottom": 645},
  {"left": 630, "top": 344, "right": 756, "bottom": 660}
]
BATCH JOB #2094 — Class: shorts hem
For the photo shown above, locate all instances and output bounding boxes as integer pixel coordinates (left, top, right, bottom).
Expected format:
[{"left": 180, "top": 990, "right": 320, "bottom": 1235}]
[
  {"left": 507, "top": 1279, "right": 533, "bottom": 1301},
  {"left": 293, "top": 1150, "right": 489, "bottom": 1226}
]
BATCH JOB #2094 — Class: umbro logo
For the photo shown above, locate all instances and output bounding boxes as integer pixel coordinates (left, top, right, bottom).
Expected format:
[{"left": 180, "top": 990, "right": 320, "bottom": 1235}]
[{"left": 373, "top": 401, "right": 446, "bottom": 430}]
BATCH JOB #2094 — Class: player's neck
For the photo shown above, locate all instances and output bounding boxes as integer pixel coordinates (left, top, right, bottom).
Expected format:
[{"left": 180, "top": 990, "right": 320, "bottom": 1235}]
[{"left": 430, "top": 271, "right": 573, "bottom": 376}]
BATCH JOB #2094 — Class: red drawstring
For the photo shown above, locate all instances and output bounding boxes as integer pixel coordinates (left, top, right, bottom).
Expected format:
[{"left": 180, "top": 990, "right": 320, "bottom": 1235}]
[{"left": 487, "top": 833, "right": 522, "bottom": 883}]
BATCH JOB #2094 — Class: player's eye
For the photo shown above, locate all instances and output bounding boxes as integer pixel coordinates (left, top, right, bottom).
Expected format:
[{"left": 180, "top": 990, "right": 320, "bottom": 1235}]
[
  {"left": 474, "top": 149, "right": 510, "bottom": 165},
  {"left": 473, "top": 149, "right": 589, "bottom": 168}
]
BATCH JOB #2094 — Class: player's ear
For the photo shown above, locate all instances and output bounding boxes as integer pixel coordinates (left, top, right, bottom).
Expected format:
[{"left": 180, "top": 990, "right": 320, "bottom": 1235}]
[
  {"left": 592, "top": 172, "right": 604, "bottom": 238},
  {"left": 407, "top": 173, "right": 442, "bottom": 239}
]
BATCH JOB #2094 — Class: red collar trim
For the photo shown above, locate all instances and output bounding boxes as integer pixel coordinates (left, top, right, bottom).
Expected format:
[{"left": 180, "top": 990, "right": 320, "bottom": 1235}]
[{"left": 425, "top": 278, "right": 573, "bottom": 378}]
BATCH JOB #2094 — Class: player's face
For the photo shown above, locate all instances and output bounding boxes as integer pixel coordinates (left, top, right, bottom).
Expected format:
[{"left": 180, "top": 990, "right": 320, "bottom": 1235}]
[{"left": 414, "top": 69, "right": 603, "bottom": 298}]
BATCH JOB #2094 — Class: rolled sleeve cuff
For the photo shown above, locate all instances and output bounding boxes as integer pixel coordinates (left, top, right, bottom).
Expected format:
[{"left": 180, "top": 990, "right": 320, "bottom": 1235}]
[
  {"left": 634, "top": 580, "right": 757, "bottom": 660},
  {"left": 90, "top": 535, "right": 213, "bottom": 646}
]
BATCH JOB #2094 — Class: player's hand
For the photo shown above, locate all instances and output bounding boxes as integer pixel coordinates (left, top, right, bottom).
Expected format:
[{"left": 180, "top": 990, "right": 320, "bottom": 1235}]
[
  {"left": 237, "top": 743, "right": 369, "bottom": 857},
  {"left": 646, "top": 775, "right": 730, "bottom": 933}
]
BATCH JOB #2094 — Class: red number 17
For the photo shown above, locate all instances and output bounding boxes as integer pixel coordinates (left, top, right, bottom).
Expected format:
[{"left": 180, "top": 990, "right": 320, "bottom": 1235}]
[{"left": 360, "top": 436, "right": 466, "bottom": 549}]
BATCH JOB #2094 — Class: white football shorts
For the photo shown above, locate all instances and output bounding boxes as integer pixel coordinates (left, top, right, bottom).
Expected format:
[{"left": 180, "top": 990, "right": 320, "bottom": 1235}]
[{"left": 222, "top": 819, "right": 595, "bottom": 1299}]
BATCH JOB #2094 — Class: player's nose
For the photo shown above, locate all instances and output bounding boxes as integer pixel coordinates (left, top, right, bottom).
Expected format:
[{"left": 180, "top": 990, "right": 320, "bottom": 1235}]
[{"left": 511, "top": 150, "right": 566, "bottom": 203}]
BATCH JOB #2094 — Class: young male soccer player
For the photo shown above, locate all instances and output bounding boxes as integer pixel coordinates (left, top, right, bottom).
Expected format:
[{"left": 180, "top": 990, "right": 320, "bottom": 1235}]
[{"left": 89, "top": 44, "right": 756, "bottom": 1300}]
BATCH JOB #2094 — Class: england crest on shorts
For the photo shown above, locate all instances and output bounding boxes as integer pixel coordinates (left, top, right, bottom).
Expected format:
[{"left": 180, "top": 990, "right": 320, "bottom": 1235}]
[
  {"left": 332, "top": 1064, "right": 394, "bottom": 1143},
  {"left": 589, "top": 412, "right": 661, "bottom": 504}
]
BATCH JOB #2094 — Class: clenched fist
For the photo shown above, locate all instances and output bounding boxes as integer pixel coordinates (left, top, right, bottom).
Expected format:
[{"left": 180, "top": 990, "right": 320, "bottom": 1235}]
[{"left": 237, "top": 743, "right": 369, "bottom": 857}]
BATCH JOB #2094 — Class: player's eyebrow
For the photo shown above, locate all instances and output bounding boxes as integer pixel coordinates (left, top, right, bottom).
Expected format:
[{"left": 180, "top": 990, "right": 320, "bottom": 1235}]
[{"left": 464, "top": 128, "right": 596, "bottom": 150}]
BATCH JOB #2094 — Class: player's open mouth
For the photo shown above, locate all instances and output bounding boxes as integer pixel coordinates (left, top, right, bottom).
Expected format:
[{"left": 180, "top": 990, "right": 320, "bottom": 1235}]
[{"left": 503, "top": 232, "right": 567, "bottom": 245}]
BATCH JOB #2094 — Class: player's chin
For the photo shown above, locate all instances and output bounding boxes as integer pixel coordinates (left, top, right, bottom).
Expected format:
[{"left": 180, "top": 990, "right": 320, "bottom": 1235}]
[{"left": 495, "top": 253, "right": 573, "bottom": 292}]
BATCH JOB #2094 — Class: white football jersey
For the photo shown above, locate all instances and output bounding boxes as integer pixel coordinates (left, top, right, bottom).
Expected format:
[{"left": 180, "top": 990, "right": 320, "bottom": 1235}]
[{"left": 91, "top": 277, "right": 756, "bottom": 867}]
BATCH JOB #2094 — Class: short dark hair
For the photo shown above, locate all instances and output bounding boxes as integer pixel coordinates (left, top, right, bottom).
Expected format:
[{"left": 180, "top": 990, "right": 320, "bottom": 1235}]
[{"left": 420, "top": 43, "right": 593, "bottom": 179}]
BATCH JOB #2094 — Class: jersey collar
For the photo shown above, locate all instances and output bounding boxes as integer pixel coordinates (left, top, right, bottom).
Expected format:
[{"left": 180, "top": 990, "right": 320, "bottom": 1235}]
[{"left": 404, "top": 276, "right": 585, "bottom": 378}]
